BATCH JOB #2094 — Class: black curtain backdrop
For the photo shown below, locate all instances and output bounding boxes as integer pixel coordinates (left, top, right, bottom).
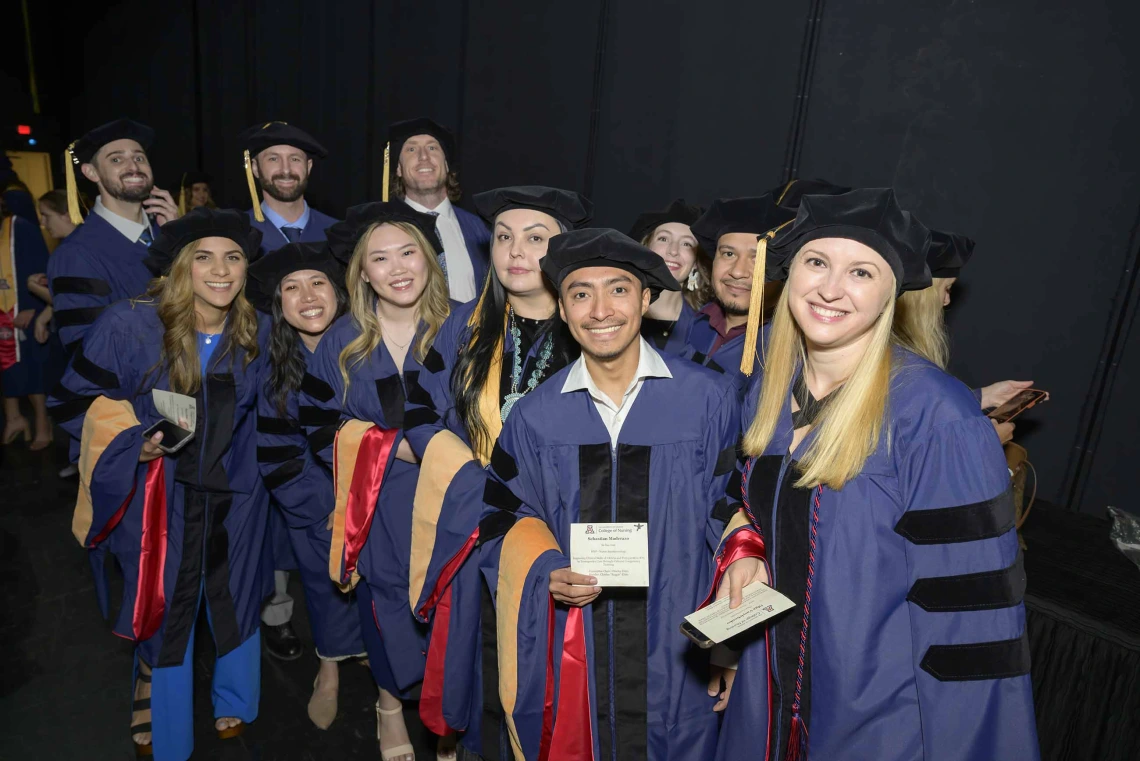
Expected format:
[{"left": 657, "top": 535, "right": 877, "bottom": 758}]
[{"left": 45, "top": 0, "right": 1140, "bottom": 514}]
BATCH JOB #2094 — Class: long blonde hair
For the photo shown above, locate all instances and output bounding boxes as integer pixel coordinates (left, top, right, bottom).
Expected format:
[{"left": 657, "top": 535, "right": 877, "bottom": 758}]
[
  {"left": 338, "top": 221, "right": 451, "bottom": 396},
  {"left": 892, "top": 278, "right": 950, "bottom": 369},
  {"left": 742, "top": 263, "right": 897, "bottom": 490},
  {"left": 145, "top": 241, "right": 260, "bottom": 395}
]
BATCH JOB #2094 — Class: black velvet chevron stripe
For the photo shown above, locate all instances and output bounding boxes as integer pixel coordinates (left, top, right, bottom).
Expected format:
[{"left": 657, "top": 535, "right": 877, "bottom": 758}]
[
  {"left": 55, "top": 305, "right": 106, "bottom": 328},
  {"left": 257, "top": 416, "right": 299, "bottom": 435},
  {"left": 51, "top": 275, "right": 113, "bottom": 296},
  {"left": 404, "top": 370, "right": 434, "bottom": 406},
  {"left": 712, "top": 497, "right": 737, "bottom": 523},
  {"left": 476, "top": 509, "right": 518, "bottom": 547},
  {"left": 422, "top": 346, "right": 446, "bottom": 374},
  {"left": 307, "top": 423, "right": 337, "bottom": 456},
  {"left": 71, "top": 346, "right": 121, "bottom": 390},
  {"left": 714, "top": 444, "right": 738, "bottom": 476},
  {"left": 483, "top": 478, "right": 523, "bottom": 513},
  {"left": 894, "top": 487, "right": 1016, "bottom": 545},
  {"left": 403, "top": 406, "right": 440, "bottom": 429},
  {"left": 297, "top": 405, "right": 340, "bottom": 427},
  {"left": 263, "top": 459, "right": 304, "bottom": 491},
  {"left": 907, "top": 554, "right": 1026, "bottom": 612},
  {"left": 257, "top": 444, "right": 304, "bottom": 464},
  {"left": 300, "top": 372, "right": 335, "bottom": 402},
  {"left": 490, "top": 442, "right": 519, "bottom": 482},
  {"left": 706, "top": 359, "right": 725, "bottom": 374},
  {"left": 920, "top": 632, "right": 1031, "bottom": 682}
]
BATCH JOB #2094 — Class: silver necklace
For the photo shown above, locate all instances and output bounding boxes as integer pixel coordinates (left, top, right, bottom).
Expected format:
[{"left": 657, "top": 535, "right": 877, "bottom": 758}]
[{"left": 500, "top": 307, "right": 554, "bottom": 422}]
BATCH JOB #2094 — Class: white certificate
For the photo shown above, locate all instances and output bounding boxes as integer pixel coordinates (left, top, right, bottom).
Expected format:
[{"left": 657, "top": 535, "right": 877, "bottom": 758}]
[
  {"left": 683, "top": 581, "right": 796, "bottom": 644},
  {"left": 569, "top": 522, "right": 649, "bottom": 587},
  {"left": 152, "top": 389, "right": 197, "bottom": 431}
]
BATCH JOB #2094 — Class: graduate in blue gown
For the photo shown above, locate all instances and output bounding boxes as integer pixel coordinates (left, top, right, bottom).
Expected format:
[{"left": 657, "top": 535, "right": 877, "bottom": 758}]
[
  {"left": 247, "top": 242, "right": 368, "bottom": 730},
  {"left": 628, "top": 199, "right": 708, "bottom": 356},
  {"left": 685, "top": 196, "right": 795, "bottom": 397},
  {"left": 719, "top": 189, "right": 1039, "bottom": 761},
  {"left": 49, "top": 209, "right": 270, "bottom": 761},
  {"left": 403, "top": 186, "right": 590, "bottom": 760},
  {"left": 240, "top": 120, "right": 341, "bottom": 658},
  {"left": 46, "top": 119, "right": 181, "bottom": 353},
  {"left": 1, "top": 212, "right": 55, "bottom": 446},
  {"left": 300, "top": 201, "right": 455, "bottom": 761}
]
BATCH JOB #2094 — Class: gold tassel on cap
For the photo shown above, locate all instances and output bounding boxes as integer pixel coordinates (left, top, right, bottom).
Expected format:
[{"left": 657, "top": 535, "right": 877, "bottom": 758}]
[
  {"left": 244, "top": 149, "right": 264, "bottom": 222},
  {"left": 177, "top": 172, "right": 188, "bottom": 216},
  {"left": 64, "top": 143, "right": 84, "bottom": 226},
  {"left": 739, "top": 219, "right": 793, "bottom": 376},
  {"left": 381, "top": 142, "right": 390, "bottom": 203}
]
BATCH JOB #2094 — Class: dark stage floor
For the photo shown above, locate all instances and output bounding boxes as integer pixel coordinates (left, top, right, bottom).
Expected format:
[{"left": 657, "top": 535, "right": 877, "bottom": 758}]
[{"left": 0, "top": 440, "right": 439, "bottom": 760}]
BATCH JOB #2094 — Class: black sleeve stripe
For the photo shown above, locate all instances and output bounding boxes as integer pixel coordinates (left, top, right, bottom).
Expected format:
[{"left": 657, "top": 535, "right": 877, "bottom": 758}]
[
  {"left": 691, "top": 352, "right": 707, "bottom": 364},
  {"left": 263, "top": 459, "right": 304, "bottom": 491},
  {"left": 483, "top": 478, "right": 523, "bottom": 513},
  {"left": 490, "top": 441, "right": 519, "bottom": 481},
  {"left": 475, "top": 509, "right": 518, "bottom": 547},
  {"left": 307, "top": 423, "right": 337, "bottom": 455},
  {"left": 55, "top": 306, "right": 107, "bottom": 329},
  {"left": 51, "top": 276, "right": 112, "bottom": 297},
  {"left": 725, "top": 475, "right": 743, "bottom": 502},
  {"left": 257, "top": 444, "right": 304, "bottom": 464},
  {"left": 894, "top": 487, "right": 1015, "bottom": 545},
  {"left": 907, "top": 553, "right": 1025, "bottom": 612},
  {"left": 300, "top": 372, "right": 335, "bottom": 403},
  {"left": 714, "top": 444, "right": 737, "bottom": 476},
  {"left": 375, "top": 375, "right": 405, "bottom": 429},
  {"left": 297, "top": 405, "right": 340, "bottom": 427},
  {"left": 257, "top": 416, "right": 299, "bottom": 435},
  {"left": 71, "top": 346, "right": 120, "bottom": 390},
  {"left": 711, "top": 497, "right": 738, "bottom": 523},
  {"left": 49, "top": 395, "right": 97, "bottom": 422},
  {"left": 706, "top": 359, "right": 725, "bottom": 374},
  {"left": 422, "top": 346, "right": 446, "bottom": 374},
  {"left": 403, "top": 406, "right": 441, "bottom": 430},
  {"left": 919, "top": 633, "right": 1031, "bottom": 682},
  {"left": 64, "top": 339, "right": 81, "bottom": 357},
  {"left": 404, "top": 371, "right": 435, "bottom": 407}
]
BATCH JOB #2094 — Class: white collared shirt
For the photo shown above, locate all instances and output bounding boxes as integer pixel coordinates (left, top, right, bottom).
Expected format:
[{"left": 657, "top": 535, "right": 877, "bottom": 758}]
[
  {"left": 93, "top": 195, "right": 149, "bottom": 243},
  {"left": 561, "top": 337, "right": 673, "bottom": 447},
  {"left": 405, "top": 196, "right": 476, "bottom": 303}
]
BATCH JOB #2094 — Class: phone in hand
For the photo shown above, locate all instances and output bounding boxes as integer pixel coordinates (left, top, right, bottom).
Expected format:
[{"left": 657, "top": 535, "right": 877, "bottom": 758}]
[
  {"left": 142, "top": 418, "right": 194, "bottom": 454},
  {"left": 987, "top": 389, "right": 1048, "bottom": 424},
  {"left": 680, "top": 620, "right": 716, "bottom": 649}
]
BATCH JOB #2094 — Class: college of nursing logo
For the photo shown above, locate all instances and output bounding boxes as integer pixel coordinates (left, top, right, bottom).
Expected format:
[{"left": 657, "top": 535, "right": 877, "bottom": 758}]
[{"left": 585, "top": 525, "right": 595, "bottom": 535}]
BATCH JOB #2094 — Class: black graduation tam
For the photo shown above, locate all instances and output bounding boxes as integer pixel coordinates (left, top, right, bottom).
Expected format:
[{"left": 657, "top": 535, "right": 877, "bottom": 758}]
[
  {"left": 690, "top": 196, "right": 795, "bottom": 255},
  {"left": 240, "top": 121, "right": 329, "bottom": 159},
  {"left": 70, "top": 118, "right": 155, "bottom": 164},
  {"left": 325, "top": 201, "right": 444, "bottom": 265},
  {"left": 772, "top": 178, "right": 852, "bottom": 211},
  {"left": 473, "top": 186, "right": 594, "bottom": 231},
  {"left": 768, "top": 188, "right": 932, "bottom": 294},
  {"left": 540, "top": 228, "right": 679, "bottom": 302},
  {"left": 245, "top": 242, "right": 344, "bottom": 313},
  {"left": 181, "top": 171, "right": 212, "bottom": 188},
  {"left": 143, "top": 208, "right": 264, "bottom": 277},
  {"left": 388, "top": 117, "right": 457, "bottom": 165},
  {"left": 926, "top": 230, "right": 975, "bottom": 278},
  {"left": 627, "top": 199, "right": 705, "bottom": 243}
]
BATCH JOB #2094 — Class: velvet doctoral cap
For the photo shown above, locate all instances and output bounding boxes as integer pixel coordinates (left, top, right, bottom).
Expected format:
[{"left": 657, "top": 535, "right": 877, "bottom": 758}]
[
  {"left": 690, "top": 196, "right": 796, "bottom": 255},
  {"left": 70, "top": 119, "right": 155, "bottom": 164},
  {"left": 772, "top": 177, "right": 852, "bottom": 211},
  {"left": 627, "top": 199, "right": 705, "bottom": 242},
  {"left": 388, "top": 117, "right": 457, "bottom": 165},
  {"left": 541, "top": 228, "right": 680, "bottom": 302},
  {"left": 325, "top": 201, "right": 444, "bottom": 265},
  {"left": 240, "top": 121, "right": 329, "bottom": 159},
  {"left": 245, "top": 242, "right": 344, "bottom": 313},
  {"left": 768, "top": 188, "right": 932, "bottom": 294},
  {"left": 143, "top": 208, "right": 263, "bottom": 277},
  {"left": 473, "top": 185, "right": 594, "bottom": 231},
  {"left": 181, "top": 171, "right": 212, "bottom": 188},
  {"left": 926, "top": 230, "right": 976, "bottom": 278}
]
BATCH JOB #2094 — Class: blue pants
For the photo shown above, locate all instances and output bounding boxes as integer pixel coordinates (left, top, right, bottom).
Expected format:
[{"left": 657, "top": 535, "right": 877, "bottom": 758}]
[
  {"left": 291, "top": 518, "right": 365, "bottom": 660},
  {"left": 142, "top": 595, "right": 260, "bottom": 761}
]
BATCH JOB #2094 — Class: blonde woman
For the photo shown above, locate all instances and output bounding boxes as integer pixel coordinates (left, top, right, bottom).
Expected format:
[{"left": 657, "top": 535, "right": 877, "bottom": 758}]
[
  {"left": 628, "top": 199, "right": 710, "bottom": 354},
  {"left": 893, "top": 230, "right": 1041, "bottom": 444},
  {"left": 300, "top": 202, "right": 453, "bottom": 761},
  {"left": 50, "top": 209, "right": 268, "bottom": 760},
  {"left": 718, "top": 190, "right": 1039, "bottom": 761}
]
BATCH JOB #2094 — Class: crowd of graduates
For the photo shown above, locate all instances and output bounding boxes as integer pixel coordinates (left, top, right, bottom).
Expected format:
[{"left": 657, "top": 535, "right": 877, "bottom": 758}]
[{"left": 0, "top": 115, "right": 1042, "bottom": 761}]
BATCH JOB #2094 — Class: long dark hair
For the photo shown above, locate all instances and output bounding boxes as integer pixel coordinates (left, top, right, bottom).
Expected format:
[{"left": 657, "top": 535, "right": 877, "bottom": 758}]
[
  {"left": 267, "top": 277, "right": 349, "bottom": 415},
  {"left": 452, "top": 268, "right": 574, "bottom": 455}
]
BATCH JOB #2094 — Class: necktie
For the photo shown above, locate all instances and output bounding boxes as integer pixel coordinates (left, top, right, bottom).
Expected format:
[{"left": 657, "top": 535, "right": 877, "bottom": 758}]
[
  {"left": 138, "top": 225, "right": 153, "bottom": 246},
  {"left": 282, "top": 226, "right": 303, "bottom": 243},
  {"left": 426, "top": 211, "right": 448, "bottom": 284}
]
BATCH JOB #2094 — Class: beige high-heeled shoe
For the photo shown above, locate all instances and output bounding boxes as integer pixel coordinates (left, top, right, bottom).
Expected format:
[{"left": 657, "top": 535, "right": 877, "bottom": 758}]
[
  {"left": 308, "top": 675, "right": 338, "bottom": 730},
  {"left": 376, "top": 699, "right": 415, "bottom": 761}
]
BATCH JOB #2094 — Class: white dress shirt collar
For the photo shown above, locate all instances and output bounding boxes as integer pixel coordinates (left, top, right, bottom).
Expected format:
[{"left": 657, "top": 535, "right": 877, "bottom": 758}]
[{"left": 93, "top": 195, "right": 149, "bottom": 243}]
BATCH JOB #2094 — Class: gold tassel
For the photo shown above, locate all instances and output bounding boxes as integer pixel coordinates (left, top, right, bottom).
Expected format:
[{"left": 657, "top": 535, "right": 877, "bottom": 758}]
[
  {"left": 64, "top": 142, "right": 83, "bottom": 226},
  {"left": 381, "top": 142, "right": 390, "bottom": 203},
  {"left": 739, "top": 234, "right": 770, "bottom": 376},
  {"left": 244, "top": 149, "right": 264, "bottom": 222},
  {"left": 177, "top": 172, "right": 187, "bottom": 216}
]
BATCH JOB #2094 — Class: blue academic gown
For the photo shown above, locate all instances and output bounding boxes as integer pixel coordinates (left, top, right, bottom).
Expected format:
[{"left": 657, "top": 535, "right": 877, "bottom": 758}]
[
  {"left": 300, "top": 313, "right": 435, "bottom": 696},
  {"left": 684, "top": 304, "right": 749, "bottom": 400},
  {"left": 255, "top": 344, "right": 365, "bottom": 659},
  {"left": 453, "top": 206, "right": 492, "bottom": 299},
  {"left": 46, "top": 213, "right": 155, "bottom": 352},
  {"left": 717, "top": 348, "right": 1040, "bottom": 761},
  {"left": 2, "top": 215, "right": 56, "bottom": 396},
  {"left": 640, "top": 300, "right": 697, "bottom": 358},
  {"left": 2, "top": 184, "right": 38, "bottom": 225},
  {"left": 247, "top": 206, "right": 340, "bottom": 255},
  {"left": 403, "top": 299, "right": 578, "bottom": 759}
]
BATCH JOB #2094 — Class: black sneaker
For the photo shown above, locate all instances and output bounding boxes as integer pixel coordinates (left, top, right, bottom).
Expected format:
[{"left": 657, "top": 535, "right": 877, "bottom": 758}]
[{"left": 263, "top": 622, "right": 303, "bottom": 661}]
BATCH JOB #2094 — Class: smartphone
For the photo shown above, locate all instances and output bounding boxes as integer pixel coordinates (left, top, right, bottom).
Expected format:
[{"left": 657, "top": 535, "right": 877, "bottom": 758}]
[
  {"left": 142, "top": 418, "right": 195, "bottom": 454},
  {"left": 987, "top": 389, "right": 1048, "bottom": 424},
  {"left": 680, "top": 620, "right": 716, "bottom": 649}
]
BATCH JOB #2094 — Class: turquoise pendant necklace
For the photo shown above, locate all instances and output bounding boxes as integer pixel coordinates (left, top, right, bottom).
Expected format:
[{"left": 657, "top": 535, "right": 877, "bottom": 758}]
[{"left": 500, "top": 307, "right": 554, "bottom": 422}]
